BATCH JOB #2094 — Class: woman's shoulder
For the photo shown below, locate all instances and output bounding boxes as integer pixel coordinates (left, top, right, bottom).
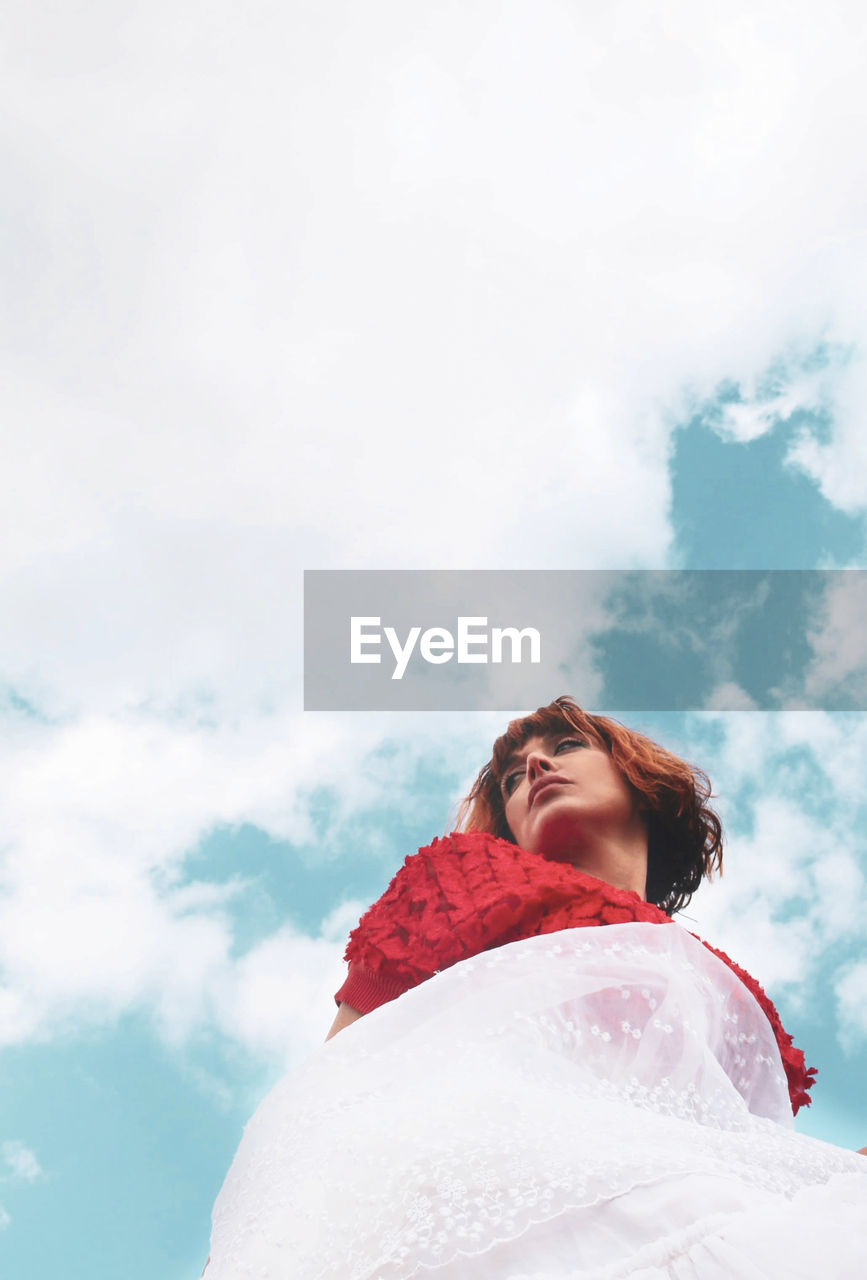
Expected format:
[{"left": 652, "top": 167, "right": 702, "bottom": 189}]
[{"left": 341, "top": 831, "right": 615, "bottom": 983}]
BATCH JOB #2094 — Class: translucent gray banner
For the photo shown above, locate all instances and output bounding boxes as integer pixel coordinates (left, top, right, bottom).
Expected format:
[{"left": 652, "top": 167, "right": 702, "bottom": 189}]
[{"left": 303, "top": 570, "right": 867, "bottom": 711}]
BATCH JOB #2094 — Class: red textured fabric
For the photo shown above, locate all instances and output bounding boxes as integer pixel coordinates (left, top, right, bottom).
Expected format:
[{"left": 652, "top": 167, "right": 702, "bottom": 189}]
[{"left": 336, "top": 831, "right": 815, "bottom": 1114}]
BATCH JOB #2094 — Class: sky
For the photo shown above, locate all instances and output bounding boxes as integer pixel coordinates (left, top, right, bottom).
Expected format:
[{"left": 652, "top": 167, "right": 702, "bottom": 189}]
[{"left": 2, "top": 2, "right": 867, "bottom": 1276}]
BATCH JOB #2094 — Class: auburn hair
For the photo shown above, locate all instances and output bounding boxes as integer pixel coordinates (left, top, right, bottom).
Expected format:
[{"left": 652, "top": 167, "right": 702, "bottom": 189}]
[{"left": 454, "top": 696, "right": 723, "bottom": 915}]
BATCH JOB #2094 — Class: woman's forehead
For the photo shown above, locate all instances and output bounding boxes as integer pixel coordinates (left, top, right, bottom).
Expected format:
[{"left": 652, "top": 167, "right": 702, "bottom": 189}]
[{"left": 490, "top": 704, "right": 602, "bottom": 776}]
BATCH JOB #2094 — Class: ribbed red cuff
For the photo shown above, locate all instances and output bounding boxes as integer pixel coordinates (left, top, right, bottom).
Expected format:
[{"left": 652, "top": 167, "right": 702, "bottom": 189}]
[{"left": 334, "top": 963, "right": 411, "bottom": 1014}]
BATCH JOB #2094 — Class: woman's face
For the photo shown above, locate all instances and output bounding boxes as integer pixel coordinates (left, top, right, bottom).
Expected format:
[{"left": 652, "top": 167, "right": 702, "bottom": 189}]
[{"left": 500, "top": 729, "right": 647, "bottom": 868}]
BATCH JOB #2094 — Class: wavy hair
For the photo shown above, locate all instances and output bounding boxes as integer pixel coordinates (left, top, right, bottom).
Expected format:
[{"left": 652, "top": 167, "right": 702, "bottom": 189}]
[{"left": 454, "top": 696, "right": 723, "bottom": 915}]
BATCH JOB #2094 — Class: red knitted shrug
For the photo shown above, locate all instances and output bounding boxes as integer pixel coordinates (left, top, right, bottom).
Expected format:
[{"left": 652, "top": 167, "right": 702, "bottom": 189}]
[{"left": 335, "top": 831, "right": 815, "bottom": 1115}]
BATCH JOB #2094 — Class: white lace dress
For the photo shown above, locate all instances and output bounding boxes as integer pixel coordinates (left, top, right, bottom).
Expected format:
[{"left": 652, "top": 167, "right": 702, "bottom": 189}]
[{"left": 207, "top": 922, "right": 867, "bottom": 1278}]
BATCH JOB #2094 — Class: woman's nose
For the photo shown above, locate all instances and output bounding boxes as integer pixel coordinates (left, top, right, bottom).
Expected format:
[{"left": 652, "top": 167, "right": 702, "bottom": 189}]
[{"left": 525, "top": 751, "right": 555, "bottom": 781}]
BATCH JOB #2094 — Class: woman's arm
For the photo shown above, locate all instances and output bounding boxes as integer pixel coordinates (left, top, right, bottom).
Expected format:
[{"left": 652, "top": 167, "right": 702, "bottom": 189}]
[{"left": 325, "top": 1001, "right": 363, "bottom": 1040}]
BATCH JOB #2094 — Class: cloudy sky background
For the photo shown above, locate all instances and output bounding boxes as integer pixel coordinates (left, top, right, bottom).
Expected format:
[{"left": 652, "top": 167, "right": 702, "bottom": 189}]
[{"left": 2, "top": 2, "right": 867, "bottom": 1276}]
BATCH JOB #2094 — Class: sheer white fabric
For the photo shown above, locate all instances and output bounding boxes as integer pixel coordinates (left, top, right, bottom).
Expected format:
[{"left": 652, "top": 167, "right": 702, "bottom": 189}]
[{"left": 208, "top": 923, "right": 867, "bottom": 1278}]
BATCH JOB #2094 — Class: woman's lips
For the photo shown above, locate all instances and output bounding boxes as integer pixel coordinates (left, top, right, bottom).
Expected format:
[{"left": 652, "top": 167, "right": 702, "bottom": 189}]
[{"left": 528, "top": 775, "right": 570, "bottom": 809}]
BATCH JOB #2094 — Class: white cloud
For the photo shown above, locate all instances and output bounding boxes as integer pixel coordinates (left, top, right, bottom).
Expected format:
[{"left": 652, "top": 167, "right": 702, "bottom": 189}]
[
  {"left": 1, "top": 1141, "right": 42, "bottom": 1184},
  {"left": 0, "top": 708, "right": 335, "bottom": 1046},
  {"left": 835, "top": 962, "right": 867, "bottom": 1047},
  {"left": 3, "top": 2, "right": 867, "bottom": 1072},
  {"left": 703, "top": 682, "right": 759, "bottom": 711},
  {"left": 1, "top": 2, "right": 866, "bottom": 723},
  {"left": 676, "top": 713, "right": 867, "bottom": 1032},
  {"left": 2, "top": 3, "right": 867, "bottom": 711},
  {"left": 208, "top": 925, "right": 350, "bottom": 1064},
  {"left": 0, "top": 702, "right": 497, "bottom": 1053},
  {"left": 687, "top": 796, "right": 824, "bottom": 989},
  {"left": 707, "top": 360, "right": 839, "bottom": 445},
  {"left": 3, "top": 1, "right": 867, "bottom": 596},
  {"left": 0, "top": 1204, "right": 10, "bottom": 1230},
  {"left": 801, "top": 572, "right": 867, "bottom": 705},
  {"left": 785, "top": 357, "right": 867, "bottom": 513}
]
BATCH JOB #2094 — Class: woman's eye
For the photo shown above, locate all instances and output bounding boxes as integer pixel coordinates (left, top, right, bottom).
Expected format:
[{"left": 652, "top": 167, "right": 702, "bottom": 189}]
[
  {"left": 502, "top": 770, "right": 522, "bottom": 797},
  {"left": 555, "top": 737, "right": 585, "bottom": 753}
]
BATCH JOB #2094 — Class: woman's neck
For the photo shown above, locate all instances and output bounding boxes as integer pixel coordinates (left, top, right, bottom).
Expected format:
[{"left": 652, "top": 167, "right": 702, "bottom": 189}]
[{"left": 541, "top": 833, "right": 648, "bottom": 899}]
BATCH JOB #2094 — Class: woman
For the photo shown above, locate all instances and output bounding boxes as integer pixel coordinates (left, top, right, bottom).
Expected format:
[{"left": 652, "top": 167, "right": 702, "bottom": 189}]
[{"left": 207, "top": 698, "right": 867, "bottom": 1278}]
